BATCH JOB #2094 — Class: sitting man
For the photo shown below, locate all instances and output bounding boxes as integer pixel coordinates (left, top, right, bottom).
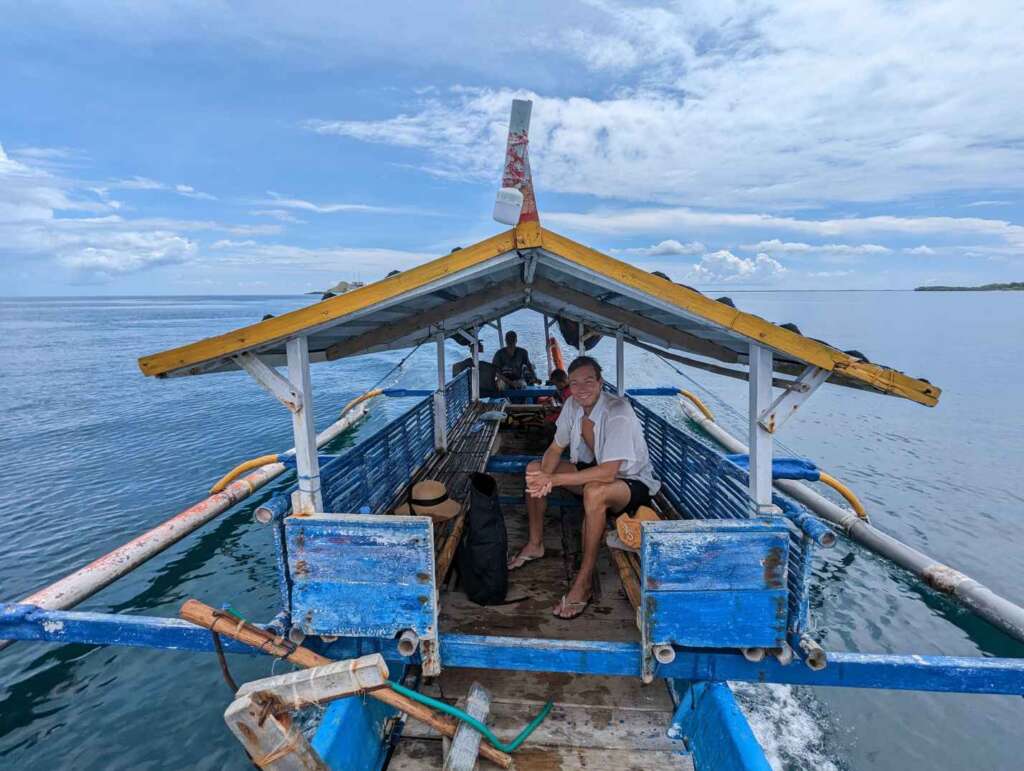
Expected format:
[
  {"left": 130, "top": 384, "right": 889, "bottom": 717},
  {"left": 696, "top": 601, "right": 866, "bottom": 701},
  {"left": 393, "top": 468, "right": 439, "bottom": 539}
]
[
  {"left": 507, "top": 355, "right": 661, "bottom": 619},
  {"left": 492, "top": 330, "right": 535, "bottom": 392}
]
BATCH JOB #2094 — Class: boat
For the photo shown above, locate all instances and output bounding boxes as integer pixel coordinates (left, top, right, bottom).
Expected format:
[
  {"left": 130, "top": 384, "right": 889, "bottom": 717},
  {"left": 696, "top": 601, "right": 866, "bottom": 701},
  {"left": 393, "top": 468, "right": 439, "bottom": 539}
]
[{"left": 3, "top": 99, "right": 1023, "bottom": 770}]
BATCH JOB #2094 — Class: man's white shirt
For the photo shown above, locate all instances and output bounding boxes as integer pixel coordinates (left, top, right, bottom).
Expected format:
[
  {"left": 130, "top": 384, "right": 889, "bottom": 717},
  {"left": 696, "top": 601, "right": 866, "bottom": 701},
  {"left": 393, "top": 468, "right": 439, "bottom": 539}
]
[{"left": 554, "top": 391, "right": 661, "bottom": 495}]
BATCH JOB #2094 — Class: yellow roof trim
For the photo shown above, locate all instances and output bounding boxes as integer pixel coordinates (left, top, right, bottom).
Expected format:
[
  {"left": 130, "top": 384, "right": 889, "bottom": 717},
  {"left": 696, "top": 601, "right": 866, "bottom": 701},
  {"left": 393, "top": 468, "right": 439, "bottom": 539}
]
[
  {"left": 137, "top": 229, "right": 517, "bottom": 377},
  {"left": 539, "top": 227, "right": 940, "bottom": 407},
  {"left": 137, "top": 220, "right": 939, "bottom": 407}
]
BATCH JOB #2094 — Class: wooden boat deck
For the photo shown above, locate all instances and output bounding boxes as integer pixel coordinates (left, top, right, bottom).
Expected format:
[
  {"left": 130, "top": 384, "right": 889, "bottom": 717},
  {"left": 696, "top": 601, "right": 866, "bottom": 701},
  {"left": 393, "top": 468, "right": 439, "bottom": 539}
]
[
  {"left": 389, "top": 418, "right": 692, "bottom": 769},
  {"left": 390, "top": 666, "right": 692, "bottom": 769}
]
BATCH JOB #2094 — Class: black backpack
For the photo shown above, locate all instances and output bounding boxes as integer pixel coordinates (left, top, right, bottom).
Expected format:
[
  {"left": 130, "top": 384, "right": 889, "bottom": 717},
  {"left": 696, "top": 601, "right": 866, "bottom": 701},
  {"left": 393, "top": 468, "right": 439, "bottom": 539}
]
[{"left": 457, "top": 473, "right": 508, "bottom": 605}]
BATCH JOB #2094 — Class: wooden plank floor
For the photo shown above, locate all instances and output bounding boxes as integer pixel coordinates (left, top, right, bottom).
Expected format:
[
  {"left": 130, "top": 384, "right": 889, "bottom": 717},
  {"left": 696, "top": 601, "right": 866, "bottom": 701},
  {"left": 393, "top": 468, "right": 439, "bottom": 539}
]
[
  {"left": 440, "top": 421, "right": 640, "bottom": 641},
  {"left": 389, "top": 421, "right": 692, "bottom": 769},
  {"left": 389, "top": 667, "right": 692, "bottom": 769}
]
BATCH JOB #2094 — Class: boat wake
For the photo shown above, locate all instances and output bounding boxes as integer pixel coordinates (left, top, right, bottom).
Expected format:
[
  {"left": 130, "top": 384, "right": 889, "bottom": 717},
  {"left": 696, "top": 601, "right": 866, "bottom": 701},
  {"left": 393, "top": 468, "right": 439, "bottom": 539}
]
[{"left": 733, "top": 682, "right": 841, "bottom": 771}]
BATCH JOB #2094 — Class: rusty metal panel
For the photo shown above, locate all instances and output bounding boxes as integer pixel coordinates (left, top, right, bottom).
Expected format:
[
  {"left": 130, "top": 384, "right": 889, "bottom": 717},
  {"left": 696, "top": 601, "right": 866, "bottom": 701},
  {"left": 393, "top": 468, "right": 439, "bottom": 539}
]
[
  {"left": 641, "top": 519, "right": 789, "bottom": 653},
  {"left": 286, "top": 514, "right": 437, "bottom": 641}
]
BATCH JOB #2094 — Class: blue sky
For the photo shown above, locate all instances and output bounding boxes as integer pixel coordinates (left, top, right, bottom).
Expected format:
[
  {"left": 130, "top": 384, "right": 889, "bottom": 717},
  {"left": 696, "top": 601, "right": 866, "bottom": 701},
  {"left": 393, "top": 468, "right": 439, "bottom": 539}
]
[{"left": 2, "top": 0, "right": 1022, "bottom": 295}]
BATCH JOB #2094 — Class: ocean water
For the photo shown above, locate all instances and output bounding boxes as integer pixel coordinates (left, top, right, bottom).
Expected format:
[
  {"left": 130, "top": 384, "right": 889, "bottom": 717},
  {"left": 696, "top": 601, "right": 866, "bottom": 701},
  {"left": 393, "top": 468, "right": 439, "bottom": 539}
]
[{"left": 0, "top": 291, "right": 1021, "bottom": 770}]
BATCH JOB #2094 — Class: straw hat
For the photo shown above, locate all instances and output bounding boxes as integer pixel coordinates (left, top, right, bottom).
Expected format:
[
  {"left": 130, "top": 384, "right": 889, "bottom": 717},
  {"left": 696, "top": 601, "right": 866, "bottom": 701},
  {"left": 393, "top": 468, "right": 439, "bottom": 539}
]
[
  {"left": 393, "top": 480, "right": 461, "bottom": 521},
  {"left": 615, "top": 506, "right": 660, "bottom": 550}
]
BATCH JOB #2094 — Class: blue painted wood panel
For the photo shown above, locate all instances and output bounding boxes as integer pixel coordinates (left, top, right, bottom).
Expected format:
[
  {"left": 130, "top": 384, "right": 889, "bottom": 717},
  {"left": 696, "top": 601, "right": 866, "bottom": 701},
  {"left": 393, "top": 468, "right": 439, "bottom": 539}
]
[
  {"left": 645, "top": 591, "right": 787, "bottom": 648},
  {"left": 644, "top": 529, "right": 788, "bottom": 591},
  {"left": 312, "top": 691, "right": 395, "bottom": 770},
  {"left": 642, "top": 518, "right": 790, "bottom": 650},
  {"left": 6, "top": 609, "right": 1024, "bottom": 697},
  {"left": 286, "top": 514, "right": 437, "bottom": 640},
  {"left": 669, "top": 680, "right": 772, "bottom": 771}
]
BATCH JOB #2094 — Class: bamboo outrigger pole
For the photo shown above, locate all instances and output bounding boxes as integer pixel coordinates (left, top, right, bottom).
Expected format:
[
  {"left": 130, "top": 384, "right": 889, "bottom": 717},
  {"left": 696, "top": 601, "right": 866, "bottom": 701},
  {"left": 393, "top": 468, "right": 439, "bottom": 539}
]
[
  {"left": 179, "top": 600, "right": 514, "bottom": 768},
  {"left": 680, "top": 398, "right": 1024, "bottom": 644},
  {"left": 0, "top": 400, "right": 374, "bottom": 653}
]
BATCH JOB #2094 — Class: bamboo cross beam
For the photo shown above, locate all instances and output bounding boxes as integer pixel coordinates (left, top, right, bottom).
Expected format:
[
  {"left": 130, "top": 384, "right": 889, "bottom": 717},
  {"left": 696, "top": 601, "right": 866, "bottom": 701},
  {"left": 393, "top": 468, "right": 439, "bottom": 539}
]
[{"left": 178, "top": 600, "right": 513, "bottom": 768}]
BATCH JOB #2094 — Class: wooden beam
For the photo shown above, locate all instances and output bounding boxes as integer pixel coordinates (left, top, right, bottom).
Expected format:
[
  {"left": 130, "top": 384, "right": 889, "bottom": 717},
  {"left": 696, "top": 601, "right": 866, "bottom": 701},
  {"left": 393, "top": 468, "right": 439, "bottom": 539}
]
[
  {"left": 287, "top": 336, "right": 323, "bottom": 514},
  {"left": 631, "top": 338, "right": 901, "bottom": 399},
  {"left": 748, "top": 343, "right": 774, "bottom": 509},
  {"left": 138, "top": 229, "right": 517, "bottom": 378},
  {"left": 233, "top": 352, "right": 303, "bottom": 412},
  {"left": 541, "top": 226, "right": 940, "bottom": 407},
  {"left": 531, "top": 277, "right": 739, "bottom": 363},
  {"left": 324, "top": 280, "right": 524, "bottom": 361}
]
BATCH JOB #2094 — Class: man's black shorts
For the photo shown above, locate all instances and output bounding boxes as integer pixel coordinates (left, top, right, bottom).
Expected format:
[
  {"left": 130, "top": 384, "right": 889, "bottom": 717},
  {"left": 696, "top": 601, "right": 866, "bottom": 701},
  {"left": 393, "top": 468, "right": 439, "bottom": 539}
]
[{"left": 573, "top": 461, "right": 652, "bottom": 514}]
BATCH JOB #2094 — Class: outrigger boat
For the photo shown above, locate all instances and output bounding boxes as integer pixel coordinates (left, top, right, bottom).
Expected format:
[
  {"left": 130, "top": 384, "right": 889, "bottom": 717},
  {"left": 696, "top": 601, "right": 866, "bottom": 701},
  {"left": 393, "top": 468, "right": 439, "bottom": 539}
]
[{"left": 4, "top": 100, "right": 1024, "bottom": 770}]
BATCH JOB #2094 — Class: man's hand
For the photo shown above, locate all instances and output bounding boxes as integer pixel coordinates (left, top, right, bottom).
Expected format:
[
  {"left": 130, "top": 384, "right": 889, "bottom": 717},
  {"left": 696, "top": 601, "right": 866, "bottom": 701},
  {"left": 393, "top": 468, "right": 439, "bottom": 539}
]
[{"left": 526, "top": 468, "right": 554, "bottom": 498}]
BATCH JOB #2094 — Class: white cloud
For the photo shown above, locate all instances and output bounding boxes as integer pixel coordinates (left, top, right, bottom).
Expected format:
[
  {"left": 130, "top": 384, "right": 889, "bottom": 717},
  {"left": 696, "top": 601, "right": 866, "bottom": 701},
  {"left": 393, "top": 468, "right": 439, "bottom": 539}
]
[
  {"left": 250, "top": 208, "right": 307, "bottom": 224},
  {"left": 904, "top": 245, "right": 936, "bottom": 255},
  {"left": 560, "top": 29, "right": 640, "bottom": 71},
  {"left": 175, "top": 183, "right": 217, "bottom": 201},
  {"left": 109, "top": 176, "right": 165, "bottom": 191},
  {"left": 208, "top": 239, "right": 425, "bottom": 272},
  {"left": 676, "top": 250, "right": 786, "bottom": 285},
  {"left": 58, "top": 231, "right": 197, "bottom": 274},
  {"left": 741, "top": 239, "right": 891, "bottom": 255},
  {"left": 807, "top": 270, "right": 854, "bottom": 278},
  {"left": 964, "top": 200, "right": 1011, "bottom": 207},
  {"left": 0, "top": 142, "right": 98, "bottom": 221},
  {"left": 617, "top": 239, "right": 706, "bottom": 257},
  {"left": 9, "top": 146, "right": 78, "bottom": 162},
  {"left": 261, "top": 191, "right": 415, "bottom": 215},
  {"left": 0, "top": 146, "right": 276, "bottom": 282},
  {"left": 545, "top": 207, "right": 1024, "bottom": 248},
  {"left": 108, "top": 176, "right": 216, "bottom": 200},
  {"left": 309, "top": 0, "right": 1024, "bottom": 209}
]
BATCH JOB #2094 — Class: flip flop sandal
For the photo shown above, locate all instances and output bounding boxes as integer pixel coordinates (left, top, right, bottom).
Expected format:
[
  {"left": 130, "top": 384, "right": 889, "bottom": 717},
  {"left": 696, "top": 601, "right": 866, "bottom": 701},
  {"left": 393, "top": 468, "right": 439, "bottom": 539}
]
[
  {"left": 507, "top": 550, "right": 545, "bottom": 571},
  {"left": 552, "top": 595, "right": 591, "bottom": 620}
]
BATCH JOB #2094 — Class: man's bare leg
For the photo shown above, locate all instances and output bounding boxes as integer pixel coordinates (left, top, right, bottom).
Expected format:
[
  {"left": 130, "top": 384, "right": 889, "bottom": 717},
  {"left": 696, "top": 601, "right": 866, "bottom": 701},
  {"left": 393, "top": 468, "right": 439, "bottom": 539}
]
[
  {"left": 554, "top": 479, "right": 631, "bottom": 616},
  {"left": 508, "top": 460, "right": 580, "bottom": 568}
]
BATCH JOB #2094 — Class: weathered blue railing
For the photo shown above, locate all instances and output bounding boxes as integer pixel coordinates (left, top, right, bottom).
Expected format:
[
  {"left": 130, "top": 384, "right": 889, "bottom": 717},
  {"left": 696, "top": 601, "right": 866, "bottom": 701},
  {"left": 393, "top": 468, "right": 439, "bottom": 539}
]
[
  {"left": 445, "top": 369, "right": 471, "bottom": 434},
  {"left": 320, "top": 396, "right": 436, "bottom": 514},
  {"left": 262, "top": 372, "right": 472, "bottom": 520},
  {"left": 628, "top": 396, "right": 830, "bottom": 648},
  {"left": 630, "top": 398, "right": 758, "bottom": 522}
]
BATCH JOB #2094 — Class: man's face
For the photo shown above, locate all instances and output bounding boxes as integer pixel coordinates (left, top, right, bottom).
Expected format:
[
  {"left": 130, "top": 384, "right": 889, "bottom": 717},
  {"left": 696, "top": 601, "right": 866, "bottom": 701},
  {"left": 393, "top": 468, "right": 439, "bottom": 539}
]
[
  {"left": 504, "top": 333, "right": 516, "bottom": 350},
  {"left": 568, "top": 364, "right": 601, "bottom": 408}
]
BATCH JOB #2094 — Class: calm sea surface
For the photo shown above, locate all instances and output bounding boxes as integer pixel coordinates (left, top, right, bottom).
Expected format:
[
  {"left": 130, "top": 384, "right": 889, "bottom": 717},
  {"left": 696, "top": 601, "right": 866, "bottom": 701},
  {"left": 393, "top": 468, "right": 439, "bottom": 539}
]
[{"left": 1, "top": 292, "right": 1022, "bottom": 770}]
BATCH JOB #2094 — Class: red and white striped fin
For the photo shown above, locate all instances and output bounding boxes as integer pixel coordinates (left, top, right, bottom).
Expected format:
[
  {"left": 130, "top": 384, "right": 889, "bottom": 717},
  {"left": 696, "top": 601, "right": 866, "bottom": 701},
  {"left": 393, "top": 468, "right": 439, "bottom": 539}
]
[{"left": 501, "top": 99, "right": 539, "bottom": 224}]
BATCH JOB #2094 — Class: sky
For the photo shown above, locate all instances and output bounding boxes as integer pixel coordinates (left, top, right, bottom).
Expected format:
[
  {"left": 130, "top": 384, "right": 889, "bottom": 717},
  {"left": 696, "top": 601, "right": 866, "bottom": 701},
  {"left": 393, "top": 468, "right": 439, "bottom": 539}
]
[{"left": 2, "top": 0, "right": 1023, "bottom": 295}]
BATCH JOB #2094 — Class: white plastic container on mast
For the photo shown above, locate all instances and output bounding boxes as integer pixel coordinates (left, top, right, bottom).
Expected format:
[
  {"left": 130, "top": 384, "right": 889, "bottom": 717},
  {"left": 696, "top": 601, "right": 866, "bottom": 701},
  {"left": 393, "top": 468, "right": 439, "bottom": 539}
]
[{"left": 492, "top": 186, "right": 524, "bottom": 225}]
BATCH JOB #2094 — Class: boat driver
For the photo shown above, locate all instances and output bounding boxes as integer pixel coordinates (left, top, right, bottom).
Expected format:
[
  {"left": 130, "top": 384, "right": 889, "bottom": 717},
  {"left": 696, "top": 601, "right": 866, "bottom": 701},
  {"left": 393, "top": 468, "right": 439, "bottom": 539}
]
[
  {"left": 492, "top": 330, "right": 537, "bottom": 391},
  {"left": 507, "top": 355, "right": 661, "bottom": 619}
]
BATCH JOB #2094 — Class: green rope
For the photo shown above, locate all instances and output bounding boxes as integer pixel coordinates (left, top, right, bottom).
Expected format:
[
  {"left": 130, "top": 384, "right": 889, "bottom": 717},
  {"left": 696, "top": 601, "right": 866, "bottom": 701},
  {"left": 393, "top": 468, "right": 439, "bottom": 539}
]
[{"left": 388, "top": 681, "right": 553, "bottom": 753}]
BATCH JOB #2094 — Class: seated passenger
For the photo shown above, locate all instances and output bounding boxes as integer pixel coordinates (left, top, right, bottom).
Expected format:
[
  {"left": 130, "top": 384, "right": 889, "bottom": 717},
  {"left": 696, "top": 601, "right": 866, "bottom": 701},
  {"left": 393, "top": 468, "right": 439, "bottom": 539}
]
[
  {"left": 492, "top": 330, "right": 534, "bottom": 392},
  {"left": 543, "top": 368, "right": 571, "bottom": 425},
  {"left": 507, "top": 356, "right": 661, "bottom": 619}
]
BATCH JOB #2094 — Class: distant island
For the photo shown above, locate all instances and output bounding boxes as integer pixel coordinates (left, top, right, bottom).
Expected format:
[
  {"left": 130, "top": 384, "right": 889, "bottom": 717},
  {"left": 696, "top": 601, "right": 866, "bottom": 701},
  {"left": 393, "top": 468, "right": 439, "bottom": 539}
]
[
  {"left": 915, "top": 282, "right": 1024, "bottom": 292},
  {"left": 305, "top": 280, "right": 366, "bottom": 298}
]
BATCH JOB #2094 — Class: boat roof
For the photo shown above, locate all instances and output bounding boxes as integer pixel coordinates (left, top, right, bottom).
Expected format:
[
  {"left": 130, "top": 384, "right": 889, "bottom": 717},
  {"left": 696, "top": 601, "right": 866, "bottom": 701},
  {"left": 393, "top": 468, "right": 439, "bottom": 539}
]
[{"left": 138, "top": 221, "right": 940, "bottom": 407}]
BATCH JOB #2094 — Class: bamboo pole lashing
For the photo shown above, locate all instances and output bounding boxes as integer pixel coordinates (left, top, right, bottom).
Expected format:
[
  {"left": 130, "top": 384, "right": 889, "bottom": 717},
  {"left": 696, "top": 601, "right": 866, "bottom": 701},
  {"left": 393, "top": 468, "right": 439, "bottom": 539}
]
[{"left": 178, "top": 600, "right": 513, "bottom": 768}]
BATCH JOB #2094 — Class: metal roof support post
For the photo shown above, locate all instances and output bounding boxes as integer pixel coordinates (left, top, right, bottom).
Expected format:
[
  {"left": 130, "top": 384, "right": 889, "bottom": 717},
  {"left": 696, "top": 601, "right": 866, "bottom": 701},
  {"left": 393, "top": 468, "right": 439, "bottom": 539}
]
[
  {"left": 286, "top": 336, "right": 323, "bottom": 514},
  {"left": 470, "top": 328, "right": 480, "bottom": 401},
  {"left": 496, "top": 317, "right": 504, "bottom": 348},
  {"left": 543, "top": 314, "right": 552, "bottom": 376},
  {"left": 616, "top": 329, "right": 625, "bottom": 396},
  {"left": 578, "top": 320, "right": 585, "bottom": 354},
  {"left": 434, "top": 334, "right": 448, "bottom": 452},
  {"left": 748, "top": 343, "right": 775, "bottom": 511}
]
